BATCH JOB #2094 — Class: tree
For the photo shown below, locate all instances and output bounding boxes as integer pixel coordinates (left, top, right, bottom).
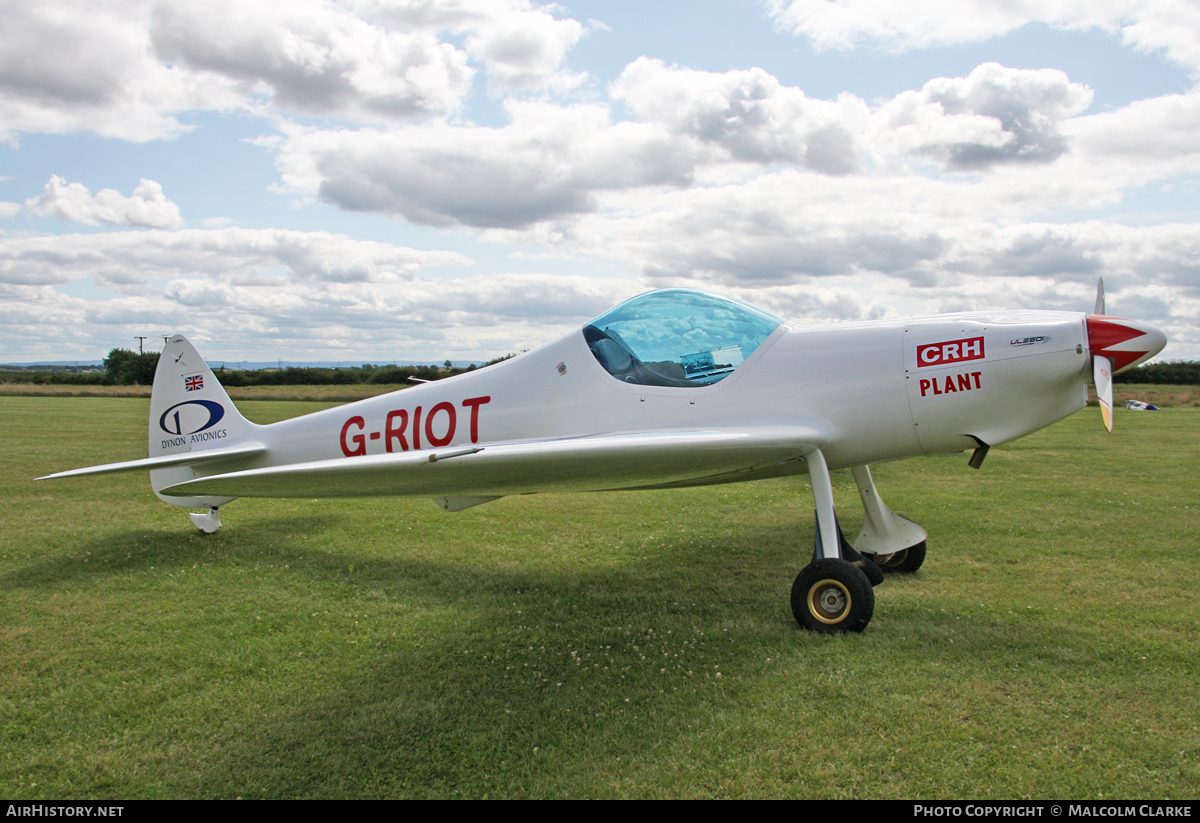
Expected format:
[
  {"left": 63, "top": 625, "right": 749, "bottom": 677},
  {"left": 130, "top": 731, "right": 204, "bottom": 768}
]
[{"left": 103, "top": 348, "right": 160, "bottom": 385}]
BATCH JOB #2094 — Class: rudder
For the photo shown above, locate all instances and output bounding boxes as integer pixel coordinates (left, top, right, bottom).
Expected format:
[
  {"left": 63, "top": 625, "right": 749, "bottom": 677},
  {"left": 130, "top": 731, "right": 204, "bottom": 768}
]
[{"left": 149, "top": 335, "right": 257, "bottom": 507}]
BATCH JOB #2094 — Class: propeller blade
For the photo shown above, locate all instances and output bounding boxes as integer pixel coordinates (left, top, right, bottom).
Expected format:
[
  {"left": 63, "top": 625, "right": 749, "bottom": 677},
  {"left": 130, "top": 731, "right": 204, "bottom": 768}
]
[
  {"left": 1094, "top": 277, "right": 1105, "bottom": 315},
  {"left": 1094, "top": 355, "right": 1114, "bottom": 433}
]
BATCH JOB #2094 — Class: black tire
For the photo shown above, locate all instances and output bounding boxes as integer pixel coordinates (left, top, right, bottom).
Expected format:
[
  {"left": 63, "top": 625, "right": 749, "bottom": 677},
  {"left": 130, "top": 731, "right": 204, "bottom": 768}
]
[
  {"left": 856, "top": 556, "right": 885, "bottom": 587},
  {"left": 813, "top": 513, "right": 885, "bottom": 587},
  {"left": 791, "top": 558, "right": 875, "bottom": 633},
  {"left": 872, "top": 540, "right": 926, "bottom": 574}
]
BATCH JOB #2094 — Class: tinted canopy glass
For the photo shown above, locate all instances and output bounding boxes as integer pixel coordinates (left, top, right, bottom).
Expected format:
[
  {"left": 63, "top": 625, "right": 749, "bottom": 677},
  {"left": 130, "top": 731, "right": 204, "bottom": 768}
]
[{"left": 583, "top": 289, "right": 785, "bottom": 387}]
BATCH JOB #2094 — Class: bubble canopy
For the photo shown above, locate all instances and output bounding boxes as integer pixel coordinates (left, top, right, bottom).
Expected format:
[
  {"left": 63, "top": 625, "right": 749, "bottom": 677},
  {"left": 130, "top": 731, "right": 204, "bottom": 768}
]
[{"left": 583, "top": 289, "right": 786, "bottom": 387}]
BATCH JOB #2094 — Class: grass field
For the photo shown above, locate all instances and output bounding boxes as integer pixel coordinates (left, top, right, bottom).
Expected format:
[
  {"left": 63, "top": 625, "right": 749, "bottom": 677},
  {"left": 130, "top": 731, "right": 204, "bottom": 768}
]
[{"left": 2, "top": 396, "right": 1198, "bottom": 799}]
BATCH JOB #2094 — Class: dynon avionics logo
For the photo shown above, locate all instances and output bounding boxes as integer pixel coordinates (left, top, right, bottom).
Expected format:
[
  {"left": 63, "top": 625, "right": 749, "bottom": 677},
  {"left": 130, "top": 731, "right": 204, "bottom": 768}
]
[{"left": 159, "top": 400, "right": 225, "bottom": 436}]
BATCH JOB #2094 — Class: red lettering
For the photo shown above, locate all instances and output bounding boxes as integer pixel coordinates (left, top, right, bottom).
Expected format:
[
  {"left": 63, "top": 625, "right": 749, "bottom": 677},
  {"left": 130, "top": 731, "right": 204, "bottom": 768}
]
[
  {"left": 917, "top": 336, "right": 985, "bottom": 367},
  {"left": 919, "top": 370, "right": 985, "bottom": 399},
  {"left": 340, "top": 416, "right": 366, "bottom": 457},
  {"left": 425, "top": 402, "right": 456, "bottom": 447},
  {"left": 461, "top": 396, "right": 491, "bottom": 443},
  {"left": 385, "top": 410, "right": 409, "bottom": 452},
  {"left": 412, "top": 405, "right": 422, "bottom": 450}
]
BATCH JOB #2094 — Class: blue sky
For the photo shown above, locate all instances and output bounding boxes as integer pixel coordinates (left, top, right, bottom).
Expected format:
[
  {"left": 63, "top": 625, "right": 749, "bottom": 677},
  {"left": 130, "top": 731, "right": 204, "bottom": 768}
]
[{"left": 2, "top": 0, "right": 1198, "bottom": 362}]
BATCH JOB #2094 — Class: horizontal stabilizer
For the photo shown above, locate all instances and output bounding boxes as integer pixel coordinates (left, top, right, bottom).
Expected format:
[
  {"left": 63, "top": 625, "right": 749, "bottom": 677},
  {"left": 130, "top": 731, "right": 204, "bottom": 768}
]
[
  {"left": 159, "top": 427, "right": 824, "bottom": 500},
  {"left": 38, "top": 442, "right": 267, "bottom": 481}
]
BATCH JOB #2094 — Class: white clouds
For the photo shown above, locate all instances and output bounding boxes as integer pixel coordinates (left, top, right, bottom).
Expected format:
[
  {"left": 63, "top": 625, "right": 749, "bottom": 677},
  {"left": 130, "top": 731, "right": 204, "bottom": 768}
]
[
  {"left": 0, "top": 227, "right": 470, "bottom": 291},
  {"left": 610, "top": 59, "right": 1092, "bottom": 174},
  {"left": 25, "top": 176, "right": 184, "bottom": 229},
  {"left": 276, "top": 101, "right": 693, "bottom": 228},
  {"left": 1065, "top": 91, "right": 1200, "bottom": 178},
  {"left": 940, "top": 222, "right": 1200, "bottom": 294},
  {"left": 272, "top": 61, "right": 1101, "bottom": 231},
  {"left": 461, "top": 2, "right": 584, "bottom": 91},
  {"left": 254, "top": 54, "right": 1200, "bottom": 361},
  {"left": 612, "top": 58, "right": 868, "bottom": 173},
  {"left": 364, "top": 0, "right": 586, "bottom": 92},
  {"left": 0, "top": 229, "right": 633, "bottom": 360},
  {"left": 149, "top": 0, "right": 474, "bottom": 121},
  {"left": 766, "top": 0, "right": 1062, "bottom": 51},
  {"left": 560, "top": 171, "right": 956, "bottom": 287},
  {"left": 877, "top": 63, "right": 1093, "bottom": 169},
  {"left": 0, "top": 0, "right": 237, "bottom": 142},
  {"left": 765, "top": 1, "right": 1200, "bottom": 72},
  {"left": 493, "top": 164, "right": 1200, "bottom": 352},
  {"left": 576, "top": 188, "right": 1199, "bottom": 348},
  {"left": 2, "top": 217, "right": 1196, "bottom": 361},
  {"left": 0, "top": 0, "right": 587, "bottom": 143}
]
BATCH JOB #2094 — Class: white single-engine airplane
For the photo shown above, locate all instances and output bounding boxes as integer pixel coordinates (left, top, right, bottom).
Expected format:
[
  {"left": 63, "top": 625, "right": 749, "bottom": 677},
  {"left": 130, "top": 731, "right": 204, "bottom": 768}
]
[{"left": 41, "top": 284, "right": 1165, "bottom": 633}]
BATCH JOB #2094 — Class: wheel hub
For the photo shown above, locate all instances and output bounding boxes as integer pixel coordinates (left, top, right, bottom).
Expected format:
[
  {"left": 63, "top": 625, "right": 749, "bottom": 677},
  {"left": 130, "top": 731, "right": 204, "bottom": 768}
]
[
  {"left": 819, "top": 587, "right": 844, "bottom": 611},
  {"left": 807, "top": 579, "right": 852, "bottom": 624}
]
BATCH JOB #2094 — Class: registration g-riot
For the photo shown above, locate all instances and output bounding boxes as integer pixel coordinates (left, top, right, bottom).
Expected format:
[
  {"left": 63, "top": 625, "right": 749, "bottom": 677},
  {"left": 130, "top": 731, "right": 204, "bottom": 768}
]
[{"left": 42, "top": 282, "right": 1166, "bottom": 633}]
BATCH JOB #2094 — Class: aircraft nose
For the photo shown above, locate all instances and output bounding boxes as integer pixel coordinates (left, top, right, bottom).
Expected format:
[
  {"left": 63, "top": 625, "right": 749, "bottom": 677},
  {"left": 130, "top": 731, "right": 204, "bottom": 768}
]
[{"left": 1086, "top": 314, "right": 1167, "bottom": 374}]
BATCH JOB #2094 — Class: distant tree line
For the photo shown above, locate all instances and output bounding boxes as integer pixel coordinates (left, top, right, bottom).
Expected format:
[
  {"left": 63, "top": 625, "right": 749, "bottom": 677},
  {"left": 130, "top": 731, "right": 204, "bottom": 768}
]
[
  {"left": 1112, "top": 360, "right": 1200, "bottom": 385},
  {"left": 215, "top": 362, "right": 471, "bottom": 387},
  {"left": 0, "top": 367, "right": 109, "bottom": 385},
  {"left": 0, "top": 348, "right": 519, "bottom": 386}
]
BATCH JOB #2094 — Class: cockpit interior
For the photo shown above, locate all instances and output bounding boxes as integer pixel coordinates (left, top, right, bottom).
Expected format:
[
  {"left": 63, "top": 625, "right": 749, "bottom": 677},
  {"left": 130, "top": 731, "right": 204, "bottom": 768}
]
[{"left": 583, "top": 289, "right": 784, "bottom": 388}]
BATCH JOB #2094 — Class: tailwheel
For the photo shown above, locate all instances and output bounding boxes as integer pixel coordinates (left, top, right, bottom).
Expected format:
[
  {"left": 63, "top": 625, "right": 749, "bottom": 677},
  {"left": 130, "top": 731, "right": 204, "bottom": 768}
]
[
  {"left": 791, "top": 558, "right": 874, "bottom": 634},
  {"left": 872, "top": 540, "right": 926, "bottom": 574}
]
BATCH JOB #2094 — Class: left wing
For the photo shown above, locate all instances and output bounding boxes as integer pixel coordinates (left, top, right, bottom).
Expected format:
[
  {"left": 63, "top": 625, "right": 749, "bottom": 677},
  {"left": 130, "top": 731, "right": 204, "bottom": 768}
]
[{"left": 159, "top": 426, "right": 825, "bottom": 500}]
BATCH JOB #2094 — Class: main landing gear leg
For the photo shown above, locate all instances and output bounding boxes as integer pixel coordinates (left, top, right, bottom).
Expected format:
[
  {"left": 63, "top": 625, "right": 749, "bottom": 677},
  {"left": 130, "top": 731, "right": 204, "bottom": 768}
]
[
  {"left": 188, "top": 507, "right": 222, "bottom": 534},
  {"left": 850, "top": 464, "right": 927, "bottom": 574},
  {"left": 791, "top": 449, "right": 875, "bottom": 634}
]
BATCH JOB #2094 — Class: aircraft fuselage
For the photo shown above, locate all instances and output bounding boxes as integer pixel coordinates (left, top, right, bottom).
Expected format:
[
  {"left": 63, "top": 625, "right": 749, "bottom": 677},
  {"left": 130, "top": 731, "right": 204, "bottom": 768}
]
[{"left": 242, "top": 309, "right": 1092, "bottom": 482}]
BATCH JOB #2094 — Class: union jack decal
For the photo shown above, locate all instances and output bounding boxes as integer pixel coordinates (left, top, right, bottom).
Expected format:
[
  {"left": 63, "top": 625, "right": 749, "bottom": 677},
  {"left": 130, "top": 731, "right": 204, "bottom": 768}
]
[{"left": 184, "top": 374, "right": 203, "bottom": 392}]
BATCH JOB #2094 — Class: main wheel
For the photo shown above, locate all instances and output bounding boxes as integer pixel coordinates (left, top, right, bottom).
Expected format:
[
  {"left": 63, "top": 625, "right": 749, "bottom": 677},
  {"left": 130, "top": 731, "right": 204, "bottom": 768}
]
[
  {"left": 872, "top": 540, "right": 926, "bottom": 574},
  {"left": 791, "top": 558, "right": 875, "bottom": 633}
]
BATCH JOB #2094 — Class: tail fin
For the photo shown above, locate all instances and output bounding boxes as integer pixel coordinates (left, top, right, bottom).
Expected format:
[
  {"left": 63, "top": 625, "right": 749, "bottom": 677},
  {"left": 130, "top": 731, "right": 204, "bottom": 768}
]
[
  {"left": 149, "top": 335, "right": 257, "bottom": 507},
  {"left": 38, "top": 336, "right": 265, "bottom": 512}
]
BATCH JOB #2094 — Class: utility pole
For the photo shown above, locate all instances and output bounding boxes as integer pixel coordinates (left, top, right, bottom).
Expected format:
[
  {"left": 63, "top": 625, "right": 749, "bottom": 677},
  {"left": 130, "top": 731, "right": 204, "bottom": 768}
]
[{"left": 134, "top": 336, "right": 147, "bottom": 354}]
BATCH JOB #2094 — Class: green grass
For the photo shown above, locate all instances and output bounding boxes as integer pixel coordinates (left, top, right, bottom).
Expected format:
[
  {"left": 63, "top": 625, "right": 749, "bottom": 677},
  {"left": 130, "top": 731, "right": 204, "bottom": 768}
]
[{"left": 2, "top": 397, "right": 1198, "bottom": 798}]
